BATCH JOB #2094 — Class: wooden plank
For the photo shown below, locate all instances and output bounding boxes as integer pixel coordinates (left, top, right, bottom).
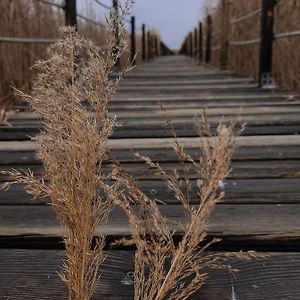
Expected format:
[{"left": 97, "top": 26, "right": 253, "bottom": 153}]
[
  {"left": 1, "top": 159, "right": 299, "bottom": 180},
  {"left": 0, "top": 250, "right": 300, "bottom": 299},
  {"left": 0, "top": 145, "right": 299, "bottom": 165},
  {"left": 1, "top": 178, "right": 300, "bottom": 205},
  {"left": 0, "top": 135, "right": 299, "bottom": 152},
  {"left": 0, "top": 204, "right": 299, "bottom": 242},
  {"left": 1, "top": 123, "right": 300, "bottom": 140}
]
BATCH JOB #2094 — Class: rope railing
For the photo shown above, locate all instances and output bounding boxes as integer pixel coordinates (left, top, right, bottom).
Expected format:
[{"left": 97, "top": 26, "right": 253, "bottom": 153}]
[
  {"left": 275, "top": 30, "right": 300, "bottom": 40},
  {"left": 0, "top": 37, "right": 59, "bottom": 44},
  {"left": 93, "top": 0, "right": 111, "bottom": 10},
  {"left": 37, "top": 0, "right": 64, "bottom": 10},
  {"left": 230, "top": 9, "right": 261, "bottom": 25},
  {"left": 229, "top": 38, "right": 260, "bottom": 46}
]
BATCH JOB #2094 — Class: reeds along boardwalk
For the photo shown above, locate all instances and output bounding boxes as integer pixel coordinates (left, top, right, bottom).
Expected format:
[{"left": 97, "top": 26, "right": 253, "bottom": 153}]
[{"left": 0, "top": 54, "right": 299, "bottom": 299}]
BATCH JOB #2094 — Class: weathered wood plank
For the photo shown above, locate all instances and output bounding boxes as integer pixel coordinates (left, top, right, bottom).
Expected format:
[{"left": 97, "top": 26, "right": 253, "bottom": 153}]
[
  {"left": 1, "top": 160, "right": 299, "bottom": 180},
  {"left": 0, "top": 135, "right": 299, "bottom": 151},
  {"left": 1, "top": 178, "right": 300, "bottom": 205},
  {"left": 0, "top": 204, "right": 299, "bottom": 241},
  {"left": 0, "top": 250, "right": 299, "bottom": 299}
]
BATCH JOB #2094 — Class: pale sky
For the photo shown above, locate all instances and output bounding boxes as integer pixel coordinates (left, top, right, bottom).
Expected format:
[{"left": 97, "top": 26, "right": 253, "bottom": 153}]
[{"left": 79, "top": 0, "right": 210, "bottom": 49}]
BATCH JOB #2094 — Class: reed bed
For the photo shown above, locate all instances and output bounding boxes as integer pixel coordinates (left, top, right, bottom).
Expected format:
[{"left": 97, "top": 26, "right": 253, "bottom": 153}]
[
  {"left": 0, "top": 0, "right": 107, "bottom": 101},
  {"left": 209, "top": 6, "right": 222, "bottom": 67},
  {"left": 226, "top": 0, "right": 261, "bottom": 80},
  {"left": 273, "top": 0, "right": 300, "bottom": 91},
  {"left": 206, "top": 0, "right": 300, "bottom": 91}
]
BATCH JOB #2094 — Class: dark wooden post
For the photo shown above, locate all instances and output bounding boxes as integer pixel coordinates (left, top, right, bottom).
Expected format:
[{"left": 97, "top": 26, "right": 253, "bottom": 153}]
[
  {"left": 189, "top": 32, "right": 193, "bottom": 57},
  {"left": 259, "top": 0, "right": 275, "bottom": 87},
  {"left": 153, "top": 35, "right": 157, "bottom": 57},
  {"left": 65, "top": 0, "right": 77, "bottom": 27},
  {"left": 142, "top": 24, "right": 146, "bottom": 61},
  {"left": 112, "top": 0, "right": 120, "bottom": 67},
  {"left": 194, "top": 27, "right": 198, "bottom": 58},
  {"left": 153, "top": 35, "right": 157, "bottom": 58},
  {"left": 186, "top": 35, "right": 190, "bottom": 56},
  {"left": 205, "top": 15, "right": 212, "bottom": 64},
  {"left": 198, "top": 22, "right": 203, "bottom": 63},
  {"left": 147, "top": 31, "right": 152, "bottom": 60},
  {"left": 130, "top": 16, "right": 136, "bottom": 64},
  {"left": 220, "top": 0, "right": 229, "bottom": 69}
]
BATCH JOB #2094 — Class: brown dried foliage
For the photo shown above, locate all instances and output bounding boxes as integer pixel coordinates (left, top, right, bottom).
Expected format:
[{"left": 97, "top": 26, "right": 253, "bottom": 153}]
[
  {"left": 106, "top": 111, "right": 264, "bottom": 300},
  {"left": 2, "top": 1, "right": 134, "bottom": 299}
]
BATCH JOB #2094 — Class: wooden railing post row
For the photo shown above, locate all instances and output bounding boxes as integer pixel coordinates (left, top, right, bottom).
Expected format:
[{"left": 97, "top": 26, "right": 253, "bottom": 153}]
[
  {"left": 194, "top": 27, "right": 198, "bottom": 59},
  {"left": 130, "top": 16, "right": 136, "bottom": 64},
  {"left": 220, "top": 0, "right": 229, "bottom": 69},
  {"left": 259, "top": 0, "right": 275, "bottom": 87},
  {"left": 205, "top": 15, "right": 212, "bottom": 64},
  {"left": 65, "top": 0, "right": 77, "bottom": 27},
  {"left": 198, "top": 22, "right": 203, "bottom": 64},
  {"left": 142, "top": 24, "right": 146, "bottom": 61}
]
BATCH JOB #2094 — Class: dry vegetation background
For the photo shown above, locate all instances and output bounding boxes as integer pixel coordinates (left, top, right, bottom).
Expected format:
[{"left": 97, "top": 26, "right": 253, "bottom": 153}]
[
  {"left": 0, "top": 0, "right": 148, "bottom": 101},
  {"left": 208, "top": 0, "right": 300, "bottom": 91}
]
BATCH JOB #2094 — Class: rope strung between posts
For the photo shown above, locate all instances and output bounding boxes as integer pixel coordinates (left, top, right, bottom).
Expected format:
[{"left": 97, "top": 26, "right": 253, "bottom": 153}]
[
  {"left": 37, "top": 0, "right": 64, "bottom": 10},
  {"left": 0, "top": 37, "right": 59, "bottom": 44},
  {"left": 230, "top": 9, "right": 261, "bottom": 25},
  {"left": 93, "top": 0, "right": 111, "bottom": 10},
  {"left": 229, "top": 38, "right": 260, "bottom": 46},
  {"left": 275, "top": 30, "right": 300, "bottom": 40}
]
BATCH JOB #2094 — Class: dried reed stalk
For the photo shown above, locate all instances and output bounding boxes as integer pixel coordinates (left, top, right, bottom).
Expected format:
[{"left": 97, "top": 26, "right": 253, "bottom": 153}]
[
  {"left": 106, "top": 110, "right": 265, "bottom": 300},
  {"left": 2, "top": 1, "right": 134, "bottom": 299}
]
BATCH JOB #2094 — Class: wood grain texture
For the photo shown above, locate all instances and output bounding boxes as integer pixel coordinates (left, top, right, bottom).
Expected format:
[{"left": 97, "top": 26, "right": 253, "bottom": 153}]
[
  {"left": 0, "top": 204, "right": 299, "bottom": 239},
  {"left": 1, "top": 249, "right": 300, "bottom": 299}
]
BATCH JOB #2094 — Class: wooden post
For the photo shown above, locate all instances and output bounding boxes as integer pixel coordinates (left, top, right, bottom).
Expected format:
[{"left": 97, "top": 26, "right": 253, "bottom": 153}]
[
  {"left": 130, "top": 16, "right": 136, "bottom": 64},
  {"left": 65, "top": 0, "right": 77, "bottom": 27},
  {"left": 186, "top": 35, "right": 190, "bottom": 56},
  {"left": 220, "top": 0, "right": 229, "bottom": 69},
  {"left": 194, "top": 27, "right": 198, "bottom": 59},
  {"left": 198, "top": 22, "right": 203, "bottom": 63},
  {"left": 153, "top": 35, "right": 157, "bottom": 57},
  {"left": 147, "top": 31, "right": 152, "bottom": 60},
  {"left": 112, "top": 0, "right": 120, "bottom": 67},
  {"left": 189, "top": 32, "right": 193, "bottom": 57},
  {"left": 259, "top": 0, "right": 275, "bottom": 87},
  {"left": 142, "top": 24, "right": 146, "bottom": 61},
  {"left": 153, "top": 35, "right": 157, "bottom": 58},
  {"left": 205, "top": 15, "right": 212, "bottom": 64}
]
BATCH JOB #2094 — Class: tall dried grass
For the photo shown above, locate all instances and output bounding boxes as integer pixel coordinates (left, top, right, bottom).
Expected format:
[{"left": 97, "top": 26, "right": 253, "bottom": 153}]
[
  {"left": 107, "top": 111, "right": 263, "bottom": 300},
  {"left": 226, "top": 0, "right": 261, "bottom": 80},
  {"left": 0, "top": 0, "right": 107, "bottom": 101},
  {"left": 1, "top": 1, "right": 264, "bottom": 299},
  {"left": 2, "top": 1, "right": 134, "bottom": 298},
  {"left": 273, "top": 0, "right": 300, "bottom": 91}
]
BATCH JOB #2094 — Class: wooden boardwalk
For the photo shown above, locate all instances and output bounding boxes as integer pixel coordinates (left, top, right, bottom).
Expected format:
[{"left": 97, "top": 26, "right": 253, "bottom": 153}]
[{"left": 1, "top": 55, "right": 300, "bottom": 299}]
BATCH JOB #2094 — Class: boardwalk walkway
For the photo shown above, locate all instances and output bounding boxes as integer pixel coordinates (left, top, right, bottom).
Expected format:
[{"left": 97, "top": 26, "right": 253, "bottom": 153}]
[{"left": 1, "top": 55, "right": 300, "bottom": 299}]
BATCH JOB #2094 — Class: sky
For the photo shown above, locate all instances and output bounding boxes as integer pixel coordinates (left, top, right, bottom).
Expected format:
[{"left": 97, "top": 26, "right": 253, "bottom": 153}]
[
  {"left": 127, "top": 0, "right": 206, "bottom": 49},
  {"left": 79, "top": 0, "right": 210, "bottom": 49}
]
